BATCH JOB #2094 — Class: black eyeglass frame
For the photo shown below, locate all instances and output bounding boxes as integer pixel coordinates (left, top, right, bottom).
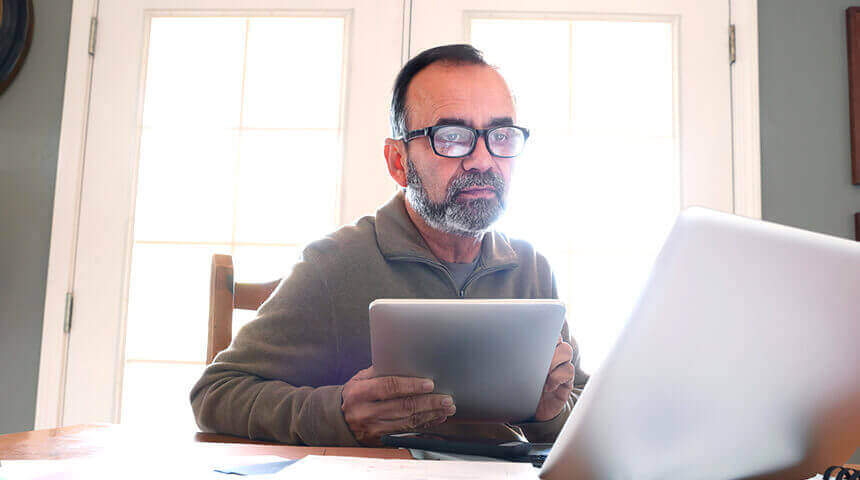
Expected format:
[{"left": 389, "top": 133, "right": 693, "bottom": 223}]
[{"left": 403, "top": 124, "right": 531, "bottom": 158}]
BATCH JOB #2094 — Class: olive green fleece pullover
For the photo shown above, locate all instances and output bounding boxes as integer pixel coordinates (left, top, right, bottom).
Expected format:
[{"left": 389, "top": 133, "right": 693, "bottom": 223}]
[{"left": 190, "top": 191, "right": 589, "bottom": 446}]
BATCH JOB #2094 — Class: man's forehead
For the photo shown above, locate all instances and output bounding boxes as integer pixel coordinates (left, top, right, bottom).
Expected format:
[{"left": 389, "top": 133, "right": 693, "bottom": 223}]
[{"left": 404, "top": 63, "right": 516, "bottom": 128}]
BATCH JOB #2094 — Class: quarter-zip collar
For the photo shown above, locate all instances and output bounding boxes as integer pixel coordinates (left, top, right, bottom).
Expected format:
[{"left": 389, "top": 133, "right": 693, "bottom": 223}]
[{"left": 374, "top": 190, "right": 519, "bottom": 271}]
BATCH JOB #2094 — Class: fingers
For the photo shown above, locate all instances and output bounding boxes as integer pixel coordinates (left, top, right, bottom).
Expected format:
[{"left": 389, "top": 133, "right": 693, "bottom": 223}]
[
  {"left": 351, "top": 375, "right": 435, "bottom": 402},
  {"left": 350, "top": 366, "right": 375, "bottom": 381},
  {"left": 363, "top": 394, "right": 455, "bottom": 421},
  {"left": 534, "top": 381, "right": 574, "bottom": 422},
  {"left": 534, "top": 359, "right": 576, "bottom": 422},
  {"left": 363, "top": 408, "right": 452, "bottom": 438},
  {"left": 378, "top": 394, "right": 456, "bottom": 420},
  {"left": 544, "top": 361, "right": 575, "bottom": 393},
  {"left": 549, "top": 341, "right": 574, "bottom": 371},
  {"left": 539, "top": 341, "right": 574, "bottom": 396},
  {"left": 348, "top": 393, "right": 453, "bottom": 422},
  {"left": 553, "top": 380, "right": 574, "bottom": 401},
  {"left": 343, "top": 393, "right": 456, "bottom": 442}
]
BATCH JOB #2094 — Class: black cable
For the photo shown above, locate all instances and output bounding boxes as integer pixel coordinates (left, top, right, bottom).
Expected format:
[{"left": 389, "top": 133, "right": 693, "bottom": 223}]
[{"left": 823, "top": 466, "right": 858, "bottom": 479}]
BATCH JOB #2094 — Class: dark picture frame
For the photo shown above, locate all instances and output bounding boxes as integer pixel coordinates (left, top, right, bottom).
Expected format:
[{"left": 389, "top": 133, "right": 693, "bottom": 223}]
[
  {"left": 848, "top": 8, "right": 860, "bottom": 184},
  {"left": 855, "top": 212, "right": 859, "bottom": 241},
  {"left": 0, "top": 0, "right": 34, "bottom": 96}
]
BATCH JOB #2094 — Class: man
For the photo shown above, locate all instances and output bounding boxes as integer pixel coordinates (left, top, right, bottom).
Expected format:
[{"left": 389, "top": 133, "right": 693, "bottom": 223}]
[{"left": 191, "top": 44, "right": 588, "bottom": 447}]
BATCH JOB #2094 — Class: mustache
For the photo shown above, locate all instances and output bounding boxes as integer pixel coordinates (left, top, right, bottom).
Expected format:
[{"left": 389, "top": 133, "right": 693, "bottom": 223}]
[{"left": 445, "top": 170, "right": 506, "bottom": 201}]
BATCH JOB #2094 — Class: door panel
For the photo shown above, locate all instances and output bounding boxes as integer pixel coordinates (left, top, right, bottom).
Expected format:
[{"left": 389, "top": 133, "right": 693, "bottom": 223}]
[
  {"left": 63, "top": 0, "right": 404, "bottom": 426},
  {"left": 409, "top": 0, "right": 732, "bottom": 371}
]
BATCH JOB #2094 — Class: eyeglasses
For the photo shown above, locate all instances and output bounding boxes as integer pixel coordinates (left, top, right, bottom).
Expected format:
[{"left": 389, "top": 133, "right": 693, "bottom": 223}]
[{"left": 404, "top": 124, "right": 530, "bottom": 158}]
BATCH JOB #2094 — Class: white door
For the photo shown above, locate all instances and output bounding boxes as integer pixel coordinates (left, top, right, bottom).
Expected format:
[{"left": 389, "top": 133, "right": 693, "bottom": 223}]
[
  {"left": 409, "top": 0, "right": 734, "bottom": 372},
  {"left": 61, "top": 0, "right": 404, "bottom": 427}
]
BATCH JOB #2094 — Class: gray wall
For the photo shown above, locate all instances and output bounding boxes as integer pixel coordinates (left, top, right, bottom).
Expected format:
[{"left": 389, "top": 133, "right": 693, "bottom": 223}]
[
  {"left": 759, "top": 0, "right": 860, "bottom": 463},
  {"left": 0, "top": 0, "right": 73, "bottom": 435},
  {"left": 759, "top": 0, "right": 860, "bottom": 240}
]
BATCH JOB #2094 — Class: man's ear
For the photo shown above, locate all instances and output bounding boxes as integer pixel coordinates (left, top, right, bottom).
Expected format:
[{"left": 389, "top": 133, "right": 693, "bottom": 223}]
[{"left": 384, "top": 138, "right": 408, "bottom": 188}]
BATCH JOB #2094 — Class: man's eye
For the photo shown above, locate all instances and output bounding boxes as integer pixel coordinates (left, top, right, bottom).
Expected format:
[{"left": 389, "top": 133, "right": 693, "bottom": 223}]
[
  {"left": 442, "top": 133, "right": 462, "bottom": 142},
  {"left": 492, "top": 132, "right": 509, "bottom": 143}
]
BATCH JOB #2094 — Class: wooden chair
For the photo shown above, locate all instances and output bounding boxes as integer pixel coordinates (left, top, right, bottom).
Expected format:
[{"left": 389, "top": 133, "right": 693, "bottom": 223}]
[{"left": 207, "top": 254, "right": 280, "bottom": 364}]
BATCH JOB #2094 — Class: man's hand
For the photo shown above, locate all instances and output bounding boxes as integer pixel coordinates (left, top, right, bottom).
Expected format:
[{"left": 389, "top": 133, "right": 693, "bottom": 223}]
[
  {"left": 533, "top": 337, "right": 575, "bottom": 422},
  {"left": 341, "top": 366, "right": 456, "bottom": 446}
]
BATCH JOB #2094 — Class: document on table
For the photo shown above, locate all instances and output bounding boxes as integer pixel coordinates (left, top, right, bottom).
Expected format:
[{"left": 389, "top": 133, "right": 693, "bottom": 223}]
[
  {"left": 276, "top": 455, "right": 539, "bottom": 479},
  {"left": 0, "top": 455, "right": 294, "bottom": 479}
]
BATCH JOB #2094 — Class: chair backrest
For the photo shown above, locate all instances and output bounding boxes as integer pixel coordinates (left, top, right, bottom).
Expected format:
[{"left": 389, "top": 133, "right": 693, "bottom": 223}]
[{"left": 208, "top": 254, "right": 280, "bottom": 364}]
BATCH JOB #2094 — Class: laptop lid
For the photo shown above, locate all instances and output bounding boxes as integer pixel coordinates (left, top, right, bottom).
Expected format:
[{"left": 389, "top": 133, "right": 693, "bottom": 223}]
[{"left": 541, "top": 208, "right": 860, "bottom": 480}]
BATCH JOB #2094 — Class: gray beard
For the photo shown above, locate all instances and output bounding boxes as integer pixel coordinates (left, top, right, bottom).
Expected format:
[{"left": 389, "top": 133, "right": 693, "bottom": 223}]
[{"left": 404, "top": 157, "right": 507, "bottom": 238}]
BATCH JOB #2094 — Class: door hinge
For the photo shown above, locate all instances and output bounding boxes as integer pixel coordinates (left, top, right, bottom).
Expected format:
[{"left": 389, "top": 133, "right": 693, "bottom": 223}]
[
  {"left": 88, "top": 17, "right": 98, "bottom": 56},
  {"left": 63, "top": 292, "right": 74, "bottom": 333},
  {"left": 729, "top": 24, "right": 736, "bottom": 65}
]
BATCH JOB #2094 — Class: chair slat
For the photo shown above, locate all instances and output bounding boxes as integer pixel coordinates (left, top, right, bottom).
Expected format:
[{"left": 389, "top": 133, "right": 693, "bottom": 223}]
[
  {"left": 208, "top": 254, "right": 235, "bottom": 364},
  {"left": 208, "top": 255, "right": 281, "bottom": 364}
]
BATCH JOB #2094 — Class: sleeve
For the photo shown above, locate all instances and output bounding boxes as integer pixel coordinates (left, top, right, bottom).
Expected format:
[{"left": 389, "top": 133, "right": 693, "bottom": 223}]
[
  {"left": 514, "top": 269, "right": 590, "bottom": 443},
  {"left": 189, "top": 255, "right": 360, "bottom": 446}
]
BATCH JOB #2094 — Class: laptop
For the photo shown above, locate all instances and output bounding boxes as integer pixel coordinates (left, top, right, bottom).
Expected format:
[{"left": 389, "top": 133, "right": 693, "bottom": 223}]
[
  {"left": 369, "top": 299, "right": 565, "bottom": 422},
  {"left": 541, "top": 208, "right": 860, "bottom": 480}
]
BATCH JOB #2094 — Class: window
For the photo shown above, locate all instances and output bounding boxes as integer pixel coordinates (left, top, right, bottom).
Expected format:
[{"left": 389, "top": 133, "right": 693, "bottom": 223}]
[
  {"left": 121, "top": 16, "right": 347, "bottom": 429},
  {"left": 471, "top": 17, "right": 679, "bottom": 373}
]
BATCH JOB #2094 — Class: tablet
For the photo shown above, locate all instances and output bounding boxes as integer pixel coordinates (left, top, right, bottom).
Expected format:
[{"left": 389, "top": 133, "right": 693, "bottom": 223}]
[
  {"left": 369, "top": 299, "right": 565, "bottom": 422},
  {"left": 381, "top": 432, "right": 538, "bottom": 460}
]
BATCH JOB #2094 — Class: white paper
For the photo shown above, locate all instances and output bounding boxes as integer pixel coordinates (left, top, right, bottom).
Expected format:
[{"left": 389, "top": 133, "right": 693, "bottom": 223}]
[
  {"left": 0, "top": 455, "right": 293, "bottom": 480},
  {"left": 276, "top": 455, "right": 539, "bottom": 479},
  {"left": 0, "top": 459, "right": 83, "bottom": 479},
  {"left": 212, "top": 455, "right": 294, "bottom": 471}
]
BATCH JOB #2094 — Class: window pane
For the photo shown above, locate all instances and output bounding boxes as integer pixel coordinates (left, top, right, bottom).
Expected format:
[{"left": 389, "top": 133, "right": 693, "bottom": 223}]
[
  {"left": 233, "top": 309, "right": 257, "bottom": 340},
  {"left": 125, "top": 243, "right": 229, "bottom": 362},
  {"left": 571, "top": 20, "right": 674, "bottom": 138},
  {"left": 142, "top": 18, "right": 246, "bottom": 128},
  {"left": 120, "top": 361, "right": 206, "bottom": 432},
  {"left": 233, "top": 245, "right": 299, "bottom": 284},
  {"left": 134, "top": 129, "right": 237, "bottom": 243},
  {"left": 228, "top": 246, "right": 300, "bottom": 342},
  {"left": 471, "top": 19, "right": 570, "bottom": 129},
  {"left": 242, "top": 17, "right": 345, "bottom": 129},
  {"left": 565, "top": 249, "right": 659, "bottom": 372},
  {"left": 502, "top": 138, "right": 677, "bottom": 250},
  {"left": 235, "top": 129, "right": 340, "bottom": 243}
]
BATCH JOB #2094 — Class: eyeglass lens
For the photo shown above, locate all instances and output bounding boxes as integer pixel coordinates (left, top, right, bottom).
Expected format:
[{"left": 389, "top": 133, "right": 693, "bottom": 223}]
[{"left": 432, "top": 126, "right": 525, "bottom": 158}]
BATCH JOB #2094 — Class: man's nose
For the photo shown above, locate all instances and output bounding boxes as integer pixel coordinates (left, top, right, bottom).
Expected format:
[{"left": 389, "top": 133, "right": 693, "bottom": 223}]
[{"left": 460, "top": 137, "right": 494, "bottom": 172}]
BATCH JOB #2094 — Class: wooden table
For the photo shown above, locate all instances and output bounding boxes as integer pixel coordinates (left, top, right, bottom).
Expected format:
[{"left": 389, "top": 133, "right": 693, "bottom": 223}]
[
  {"left": 2, "top": 424, "right": 857, "bottom": 478},
  {"left": 0, "top": 424, "right": 412, "bottom": 461}
]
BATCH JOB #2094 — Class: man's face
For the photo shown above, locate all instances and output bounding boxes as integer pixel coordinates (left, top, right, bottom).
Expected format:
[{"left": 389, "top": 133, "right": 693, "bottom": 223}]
[{"left": 402, "top": 63, "right": 516, "bottom": 238}]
